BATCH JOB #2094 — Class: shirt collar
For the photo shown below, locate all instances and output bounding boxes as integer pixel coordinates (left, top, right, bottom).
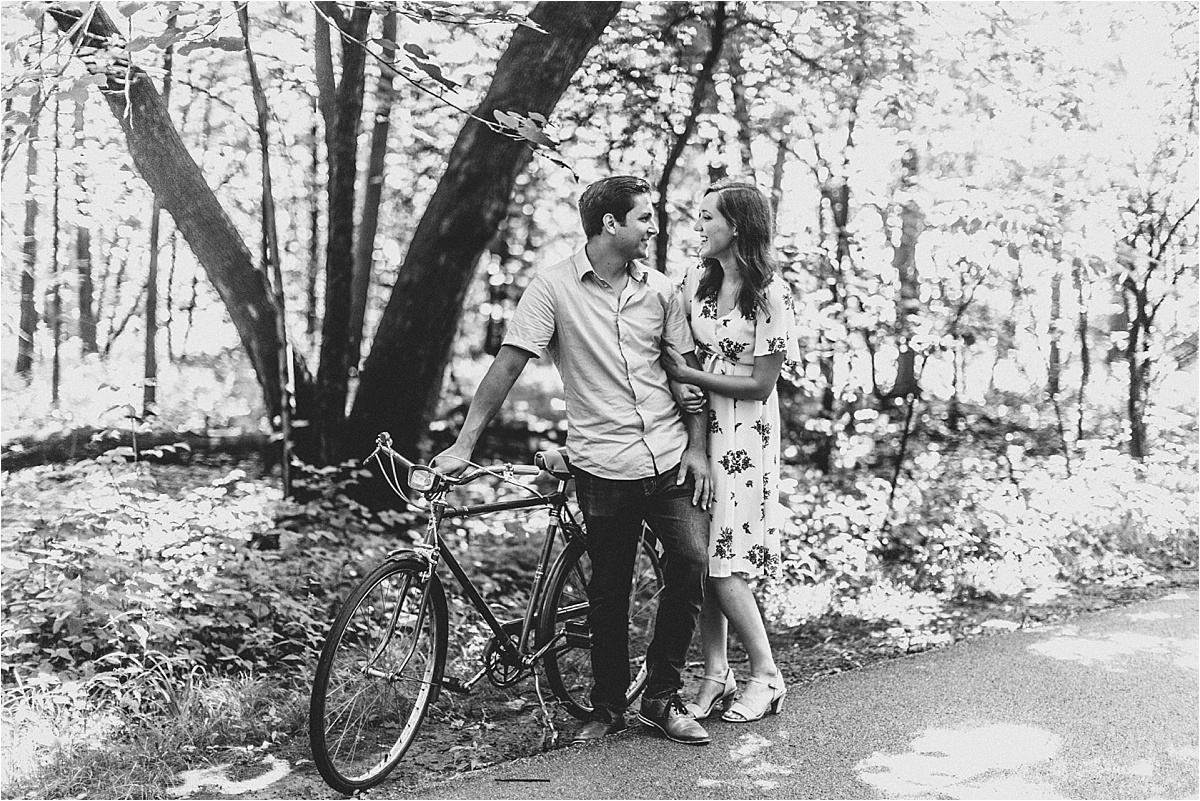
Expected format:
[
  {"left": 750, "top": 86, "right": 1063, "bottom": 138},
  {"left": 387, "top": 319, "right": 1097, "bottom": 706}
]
[{"left": 573, "top": 247, "right": 649, "bottom": 284}]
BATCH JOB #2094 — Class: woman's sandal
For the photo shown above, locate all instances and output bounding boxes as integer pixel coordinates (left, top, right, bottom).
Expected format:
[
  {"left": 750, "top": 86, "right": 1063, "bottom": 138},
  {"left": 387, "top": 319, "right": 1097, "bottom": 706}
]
[
  {"left": 684, "top": 668, "right": 737, "bottom": 720},
  {"left": 721, "top": 675, "right": 786, "bottom": 723}
]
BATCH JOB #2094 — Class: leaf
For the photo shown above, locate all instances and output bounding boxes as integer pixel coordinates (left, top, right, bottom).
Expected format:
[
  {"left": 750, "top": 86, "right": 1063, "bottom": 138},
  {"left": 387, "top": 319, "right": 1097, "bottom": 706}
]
[
  {"left": 402, "top": 48, "right": 458, "bottom": 90},
  {"left": 177, "top": 37, "right": 243, "bottom": 56},
  {"left": 492, "top": 110, "right": 554, "bottom": 148}
]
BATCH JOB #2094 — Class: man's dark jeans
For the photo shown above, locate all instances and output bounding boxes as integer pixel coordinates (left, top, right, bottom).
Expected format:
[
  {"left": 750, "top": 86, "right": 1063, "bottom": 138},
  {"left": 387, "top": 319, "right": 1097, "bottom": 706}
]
[{"left": 572, "top": 464, "right": 708, "bottom": 717}]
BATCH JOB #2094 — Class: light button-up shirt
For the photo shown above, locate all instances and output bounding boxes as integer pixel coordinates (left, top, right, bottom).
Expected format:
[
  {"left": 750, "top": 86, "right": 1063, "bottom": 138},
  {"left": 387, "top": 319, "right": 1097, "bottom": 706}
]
[{"left": 503, "top": 248, "right": 695, "bottom": 480}]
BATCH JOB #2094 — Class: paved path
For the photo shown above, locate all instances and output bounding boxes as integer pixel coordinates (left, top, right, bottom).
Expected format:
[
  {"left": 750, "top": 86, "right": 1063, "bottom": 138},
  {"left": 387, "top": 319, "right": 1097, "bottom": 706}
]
[{"left": 394, "top": 588, "right": 1198, "bottom": 800}]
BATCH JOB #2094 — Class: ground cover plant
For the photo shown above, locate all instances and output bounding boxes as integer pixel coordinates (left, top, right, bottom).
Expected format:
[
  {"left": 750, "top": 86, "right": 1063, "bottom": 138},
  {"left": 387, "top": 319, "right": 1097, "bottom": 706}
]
[{"left": 2, "top": 434, "right": 1194, "bottom": 799}]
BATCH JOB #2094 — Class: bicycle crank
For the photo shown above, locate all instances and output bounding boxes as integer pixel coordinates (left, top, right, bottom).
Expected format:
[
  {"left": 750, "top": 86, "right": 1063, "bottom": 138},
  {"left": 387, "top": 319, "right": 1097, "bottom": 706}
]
[{"left": 483, "top": 636, "right": 529, "bottom": 688}]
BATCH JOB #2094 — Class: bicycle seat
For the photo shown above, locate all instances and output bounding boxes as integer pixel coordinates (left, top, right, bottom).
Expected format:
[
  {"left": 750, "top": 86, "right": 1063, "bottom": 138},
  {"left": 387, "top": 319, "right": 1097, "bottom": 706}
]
[{"left": 534, "top": 448, "right": 572, "bottom": 480}]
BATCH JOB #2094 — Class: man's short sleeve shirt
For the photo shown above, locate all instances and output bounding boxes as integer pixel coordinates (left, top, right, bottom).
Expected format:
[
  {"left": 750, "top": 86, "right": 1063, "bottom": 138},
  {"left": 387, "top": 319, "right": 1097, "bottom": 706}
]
[{"left": 503, "top": 249, "right": 695, "bottom": 480}]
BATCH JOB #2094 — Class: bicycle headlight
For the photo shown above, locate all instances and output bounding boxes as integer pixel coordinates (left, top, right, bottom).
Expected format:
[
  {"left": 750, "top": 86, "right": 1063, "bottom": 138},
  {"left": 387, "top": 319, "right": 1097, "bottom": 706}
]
[{"left": 408, "top": 466, "right": 437, "bottom": 493}]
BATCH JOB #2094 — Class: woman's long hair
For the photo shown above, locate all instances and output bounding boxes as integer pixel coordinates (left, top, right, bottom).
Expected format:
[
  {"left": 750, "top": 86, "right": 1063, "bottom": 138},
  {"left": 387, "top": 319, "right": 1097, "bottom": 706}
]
[{"left": 696, "top": 180, "right": 777, "bottom": 320}]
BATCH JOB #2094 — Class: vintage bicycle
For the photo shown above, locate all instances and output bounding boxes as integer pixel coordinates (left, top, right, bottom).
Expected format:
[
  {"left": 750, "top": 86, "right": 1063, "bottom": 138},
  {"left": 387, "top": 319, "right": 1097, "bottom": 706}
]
[{"left": 308, "top": 433, "right": 663, "bottom": 793}]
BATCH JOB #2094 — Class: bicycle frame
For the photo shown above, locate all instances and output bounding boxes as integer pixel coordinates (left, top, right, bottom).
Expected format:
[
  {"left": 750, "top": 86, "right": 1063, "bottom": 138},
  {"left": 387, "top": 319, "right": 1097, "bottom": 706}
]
[{"left": 399, "top": 477, "right": 583, "bottom": 694}]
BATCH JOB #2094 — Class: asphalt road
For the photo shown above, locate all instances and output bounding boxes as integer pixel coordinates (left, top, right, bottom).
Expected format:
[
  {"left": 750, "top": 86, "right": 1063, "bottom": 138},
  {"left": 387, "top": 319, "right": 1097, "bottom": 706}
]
[{"left": 390, "top": 587, "right": 1199, "bottom": 800}]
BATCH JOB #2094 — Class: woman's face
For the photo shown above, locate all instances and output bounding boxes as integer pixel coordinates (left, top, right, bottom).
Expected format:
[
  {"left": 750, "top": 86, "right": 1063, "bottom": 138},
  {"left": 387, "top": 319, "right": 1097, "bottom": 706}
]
[{"left": 693, "top": 192, "right": 736, "bottom": 262}]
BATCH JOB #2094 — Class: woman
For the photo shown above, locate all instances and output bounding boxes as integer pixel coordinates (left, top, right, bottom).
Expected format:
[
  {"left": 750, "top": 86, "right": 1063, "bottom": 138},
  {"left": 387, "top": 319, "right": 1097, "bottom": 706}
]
[{"left": 663, "top": 180, "right": 797, "bottom": 723}]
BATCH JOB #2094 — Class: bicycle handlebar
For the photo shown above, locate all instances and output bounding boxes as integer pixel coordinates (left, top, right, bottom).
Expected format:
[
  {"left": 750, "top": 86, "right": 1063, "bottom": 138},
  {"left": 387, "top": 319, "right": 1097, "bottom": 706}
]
[{"left": 369, "top": 432, "right": 543, "bottom": 501}]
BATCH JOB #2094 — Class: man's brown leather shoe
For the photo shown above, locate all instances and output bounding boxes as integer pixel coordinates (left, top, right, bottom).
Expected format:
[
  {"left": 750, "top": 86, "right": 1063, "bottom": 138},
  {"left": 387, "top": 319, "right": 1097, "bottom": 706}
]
[
  {"left": 637, "top": 694, "right": 711, "bottom": 745},
  {"left": 571, "top": 714, "right": 627, "bottom": 745}
]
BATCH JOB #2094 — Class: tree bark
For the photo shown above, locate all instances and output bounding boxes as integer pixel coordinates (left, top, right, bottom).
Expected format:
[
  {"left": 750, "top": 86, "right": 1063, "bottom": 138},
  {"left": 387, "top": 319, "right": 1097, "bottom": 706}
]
[
  {"left": 348, "top": 0, "right": 622, "bottom": 459},
  {"left": 47, "top": 4, "right": 290, "bottom": 421},
  {"left": 73, "top": 98, "right": 97, "bottom": 355},
  {"left": 654, "top": 1, "right": 727, "bottom": 272},
  {"left": 50, "top": 97, "right": 62, "bottom": 404},
  {"left": 144, "top": 14, "right": 175, "bottom": 416},
  {"left": 726, "top": 28, "right": 756, "bottom": 180},
  {"left": 889, "top": 147, "right": 922, "bottom": 399},
  {"left": 1073, "top": 256, "right": 1090, "bottom": 441},
  {"left": 306, "top": 117, "right": 321, "bottom": 340},
  {"left": 313, "top": 1, "right": 372, "bottom": 464},
  {"left": 16, "top": 87, "right": 41, "bottom": 381},
  {"left": 238, "top": 1, "right": 292, "bottom": 493},
  {"left": 349, "top": 8, "right": 398, "bottom": 374}
]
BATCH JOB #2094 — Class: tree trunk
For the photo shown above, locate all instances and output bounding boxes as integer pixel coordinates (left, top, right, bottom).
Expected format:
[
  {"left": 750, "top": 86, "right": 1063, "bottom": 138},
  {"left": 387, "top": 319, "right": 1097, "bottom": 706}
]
[
  {"left": 306, "top": 117, "right": 321, "bottom": 340},
  {"left": 47, "top": 4, "right": 292, "bottom": 422},
  {"left": 1122, "top": 276, "right": 1148, "bottom": 460},
  {"left": 813, "top": 178, "right": 851, "bottom": 471},
  {"left": 1073, "top": 256, "right": 1090, "bottom": 440},
  {"left": 312, "top": 2, "right": 372, "bottom": 463},
  {"left": 16, "top": 87, "right": 41, "bottom": 381},
  {"left": 1047, "top": 238, "right": 1063, "bottom": 401},
  {"left": 889, "top": 147, "right": 922, "bottom": 399},
  {"left": 654, "top": 1, "right": 727, "bottom": 272},
  {"left": 769, "top": 136, "right": 787, "bottom": 225},
  {"left": 989, "top": 246, "right": 1022, "bottom": 393},
  {"left": 73, "top": 97, "right": 97, "bottom": 355},
  {"left": 348, "top": 9, "right": 397, "bottom": 374},
  {"left": 726, "top": 29, "right": 755, "bottom": 180},
  {"left": 50, "top": 97, "right": 62, "bottom": 405},
  {"left": 239, "top": 1, "right": 292, "bottom": 493},
  {"left": 144, "top": 15, "right": 175, "bottom": 416},
  {"left": 348, "top": 0, "right": 622, "bottom": 459}
]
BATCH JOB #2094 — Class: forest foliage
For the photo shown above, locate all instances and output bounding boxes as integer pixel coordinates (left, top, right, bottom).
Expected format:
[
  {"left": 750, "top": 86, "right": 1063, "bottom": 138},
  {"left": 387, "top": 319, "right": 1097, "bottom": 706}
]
[{"left": 0, "top": 0, "right": 1197, "bottom": 793}]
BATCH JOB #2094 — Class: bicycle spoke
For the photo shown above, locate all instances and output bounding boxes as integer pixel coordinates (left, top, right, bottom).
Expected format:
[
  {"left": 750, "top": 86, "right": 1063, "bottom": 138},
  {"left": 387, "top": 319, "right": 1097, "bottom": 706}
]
[{"left": 310, "top": 559, "right": 446, "bottom": 794}]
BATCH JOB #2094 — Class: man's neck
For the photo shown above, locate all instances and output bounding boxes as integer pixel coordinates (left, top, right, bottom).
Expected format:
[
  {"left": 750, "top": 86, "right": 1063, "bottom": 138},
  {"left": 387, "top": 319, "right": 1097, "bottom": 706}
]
[{"left": 584, "top": 240, "right": 630, "bottom": 283}]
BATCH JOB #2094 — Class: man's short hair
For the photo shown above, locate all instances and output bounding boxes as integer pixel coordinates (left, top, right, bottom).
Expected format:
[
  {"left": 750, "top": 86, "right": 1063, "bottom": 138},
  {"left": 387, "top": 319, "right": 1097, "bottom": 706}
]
[{"left": 578, "top": 176, "right": 652, "bottom": 238}]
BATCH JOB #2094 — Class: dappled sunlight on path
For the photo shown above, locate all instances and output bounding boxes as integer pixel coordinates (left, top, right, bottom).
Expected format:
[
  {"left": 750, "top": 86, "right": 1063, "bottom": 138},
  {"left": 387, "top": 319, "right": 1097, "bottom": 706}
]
[
  {"left": 1028, "top": 619, "right": 1199, "bottom": 672},
  {"left": 694, "top": 728, "right": 796, "bottom": 793},
  {"left": 857, "top": 723, "right": 1063, "bottom": 799},
  {"left": 167, "top": 755, "right": 292, "bottom": 797}
]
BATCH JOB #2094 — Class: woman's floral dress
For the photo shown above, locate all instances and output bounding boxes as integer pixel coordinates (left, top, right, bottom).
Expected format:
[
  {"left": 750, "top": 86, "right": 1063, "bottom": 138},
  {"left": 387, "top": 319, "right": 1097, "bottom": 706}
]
[{"left": 680, "top": 265, "right": 798, "bottom": 579}]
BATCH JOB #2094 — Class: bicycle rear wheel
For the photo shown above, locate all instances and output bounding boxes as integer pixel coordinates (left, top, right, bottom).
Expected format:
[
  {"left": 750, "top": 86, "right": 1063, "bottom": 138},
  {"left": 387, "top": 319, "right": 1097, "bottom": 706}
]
[
  {"left": 538, "top": 527, "right": 662, "bottom": 720},
  {"left": 309, "top": 556, "right": 447, "bottom": 794}
]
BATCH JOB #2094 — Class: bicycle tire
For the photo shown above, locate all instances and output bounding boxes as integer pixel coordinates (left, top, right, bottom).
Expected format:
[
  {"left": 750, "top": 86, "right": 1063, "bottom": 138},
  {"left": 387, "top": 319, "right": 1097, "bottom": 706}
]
[
  {"left": 538, "top": 528, "right": 663, "bottom": 720},
  {"left": 309, "top": 556, "right": 448, "bottom": 794}
]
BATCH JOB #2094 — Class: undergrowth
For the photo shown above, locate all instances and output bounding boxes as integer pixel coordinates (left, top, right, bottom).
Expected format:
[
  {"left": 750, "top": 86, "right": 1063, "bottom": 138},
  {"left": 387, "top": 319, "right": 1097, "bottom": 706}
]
[{"left": 1, "top": 442, "right": 1196, "bottom": 798}]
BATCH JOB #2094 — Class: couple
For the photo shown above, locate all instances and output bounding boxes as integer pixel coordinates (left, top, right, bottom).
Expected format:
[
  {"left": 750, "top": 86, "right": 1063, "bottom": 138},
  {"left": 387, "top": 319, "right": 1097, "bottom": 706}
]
[{"left": 433, "top": 175, "right": 797, "bottom": 746}]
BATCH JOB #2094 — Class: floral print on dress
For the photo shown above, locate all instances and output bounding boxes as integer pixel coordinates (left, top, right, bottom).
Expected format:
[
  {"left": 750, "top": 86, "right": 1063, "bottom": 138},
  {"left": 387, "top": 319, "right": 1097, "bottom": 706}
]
[
  {"left": 720, "top": 449, "right": 752, "bottom": 474},
  {"left": 678, "top": 264, "right": 798, "bottom": 580},
  {"left": 747, "top": 543, "right": 780, "bottom": 575},
  {"left": 714, "top": 527, "right": 735, "bottom": 559},
  {"left": 752, "top": 419, "right": 771, "bottom": 448},
  {"left": 719, "top": 338, "right": 747, "bottom": 361}
]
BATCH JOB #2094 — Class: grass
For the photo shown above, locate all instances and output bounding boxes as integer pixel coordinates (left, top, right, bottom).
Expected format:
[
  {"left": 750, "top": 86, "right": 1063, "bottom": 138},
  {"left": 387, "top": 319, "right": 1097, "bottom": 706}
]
[
  {"left": 2, "top": 444, "right": 1195, "bottom": 799},
  {"left": 3, "top": 672, "right": 311, "bottom": 799}
]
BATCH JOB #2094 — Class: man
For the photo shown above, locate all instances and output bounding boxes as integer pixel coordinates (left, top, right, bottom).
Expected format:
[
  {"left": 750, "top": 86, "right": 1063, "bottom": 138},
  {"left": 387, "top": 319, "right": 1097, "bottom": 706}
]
[{"left": 432, "top": 176, "right": 713, "bottom": 746}]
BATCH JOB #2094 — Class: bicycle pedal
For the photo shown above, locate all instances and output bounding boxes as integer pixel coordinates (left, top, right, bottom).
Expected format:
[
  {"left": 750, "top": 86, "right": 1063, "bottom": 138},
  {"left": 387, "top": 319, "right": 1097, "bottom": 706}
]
[
  {"left": 441, "top": 677, "right": 471, "bottom": 695},
  {"left": 564, "top": 621, "right": 591, "bottom": 649}
]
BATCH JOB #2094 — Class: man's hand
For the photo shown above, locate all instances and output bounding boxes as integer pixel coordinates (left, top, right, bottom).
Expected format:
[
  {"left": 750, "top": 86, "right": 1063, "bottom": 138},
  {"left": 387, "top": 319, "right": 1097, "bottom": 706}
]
[
  {"left": 670, "top": 380, "right": 706, "bottom": 414},
  {"left": 677, "top": 447, "right": 712, "bottom": 509},
  {"left": 430, "top": 443, "right": 474, "bottom": 478}
]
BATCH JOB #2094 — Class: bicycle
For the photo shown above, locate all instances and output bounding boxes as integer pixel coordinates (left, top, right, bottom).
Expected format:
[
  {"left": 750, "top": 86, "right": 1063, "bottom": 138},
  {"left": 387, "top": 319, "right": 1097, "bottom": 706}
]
[{"left": 308, "top": 432, "right": 663, "bottom": 794}]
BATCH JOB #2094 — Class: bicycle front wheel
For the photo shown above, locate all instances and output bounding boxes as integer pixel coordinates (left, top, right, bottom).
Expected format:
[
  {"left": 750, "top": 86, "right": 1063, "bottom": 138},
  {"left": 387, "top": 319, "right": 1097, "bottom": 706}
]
[
  {"left": 309, "top": 556, "right": 447, "bottom": 794},
  {"left": 538, "top": 529, "right": 663, "bottom": 720}
]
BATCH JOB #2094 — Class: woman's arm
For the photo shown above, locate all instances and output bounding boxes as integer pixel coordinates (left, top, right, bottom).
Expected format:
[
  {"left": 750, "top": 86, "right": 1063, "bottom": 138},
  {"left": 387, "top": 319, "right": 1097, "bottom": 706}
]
[{"left": 664, "top": 346, "right": 785, "bottom": 402}]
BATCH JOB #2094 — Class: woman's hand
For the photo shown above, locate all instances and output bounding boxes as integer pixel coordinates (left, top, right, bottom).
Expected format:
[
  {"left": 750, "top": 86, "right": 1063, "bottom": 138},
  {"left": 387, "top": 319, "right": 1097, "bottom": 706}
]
[{"left": 670, "top": 380, "right": 706, "bottom": 414}]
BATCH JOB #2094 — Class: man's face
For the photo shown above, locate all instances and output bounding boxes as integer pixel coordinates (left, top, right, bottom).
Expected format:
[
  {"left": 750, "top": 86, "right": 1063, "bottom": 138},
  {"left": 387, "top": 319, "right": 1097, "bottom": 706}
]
[{"left": 612, "top": 194, "right": 656, "bottom": 261}]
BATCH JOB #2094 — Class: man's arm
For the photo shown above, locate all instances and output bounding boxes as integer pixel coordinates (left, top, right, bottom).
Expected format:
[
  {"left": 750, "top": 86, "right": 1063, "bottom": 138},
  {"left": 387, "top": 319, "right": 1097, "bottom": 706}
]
[
  {"left": 431, "top": 345, "right": 532, "bottom": 476},
  {"left": 675, "top": 350, "right": 712, "bottom": 508}
]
